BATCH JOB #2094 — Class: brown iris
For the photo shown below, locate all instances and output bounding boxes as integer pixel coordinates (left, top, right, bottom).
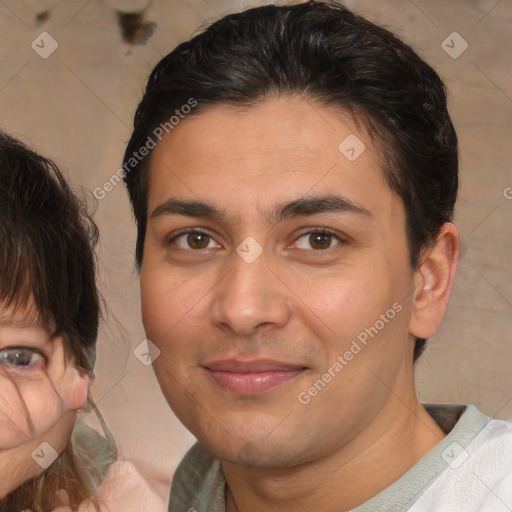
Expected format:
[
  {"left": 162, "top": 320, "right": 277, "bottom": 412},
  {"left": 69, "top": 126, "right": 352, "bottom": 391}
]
[
  {"left": 187, "top": 232, "right": 210, "bottom": 249},
  {"left": 309, "top": 233, "right": 332, "bottom": 250}
]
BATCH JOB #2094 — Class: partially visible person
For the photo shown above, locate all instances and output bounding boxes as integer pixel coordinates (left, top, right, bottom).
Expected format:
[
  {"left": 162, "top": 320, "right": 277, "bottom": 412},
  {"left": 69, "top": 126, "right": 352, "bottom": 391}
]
[{"left": 0, "top": 132, "right": 164, "bottom": 512}]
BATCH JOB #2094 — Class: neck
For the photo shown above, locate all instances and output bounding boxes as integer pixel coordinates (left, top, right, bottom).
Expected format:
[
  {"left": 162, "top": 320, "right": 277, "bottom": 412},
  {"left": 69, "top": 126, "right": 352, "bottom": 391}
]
[{"left": 223, "top": 386, "right": 446, "bottom": 512}]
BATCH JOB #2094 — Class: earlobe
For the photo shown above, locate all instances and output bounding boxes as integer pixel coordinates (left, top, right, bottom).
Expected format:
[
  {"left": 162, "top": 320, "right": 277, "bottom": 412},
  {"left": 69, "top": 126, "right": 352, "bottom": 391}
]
[
  {"left": 409, "top": 222, "right": 460, "bottom": 339},
  {"left": 64, "top": 368, "right": 92, "bottom": 410}
]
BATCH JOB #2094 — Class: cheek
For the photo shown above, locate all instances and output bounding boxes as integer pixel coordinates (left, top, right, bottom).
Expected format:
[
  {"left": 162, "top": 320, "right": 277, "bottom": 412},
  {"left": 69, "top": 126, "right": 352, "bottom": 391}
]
[
  {"left": 20, "top": 382, "right": 64, "bottom": 434},
  {"left": 140, "top": 268, "right": 209, "bottom": 345},
  {"left": 291, "top": 260, "right": 412, "bottom": 385},
  {"left": 280, "top": 263, "right": 391, "bottom": 344},
  {"left": 0, "top": 377, "right": 64, "bottom": 450},
  {"left": 140, "top": 269, "right": 210, "bottom": 404}
]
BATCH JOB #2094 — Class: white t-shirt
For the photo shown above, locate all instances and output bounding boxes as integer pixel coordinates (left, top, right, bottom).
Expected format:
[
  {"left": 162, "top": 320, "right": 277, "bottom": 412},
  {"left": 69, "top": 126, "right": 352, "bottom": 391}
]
[
  {"left": 353, "top": 405, "right": 512, "bottom": 512},
  {"left": 407, "top": 406, "right": 512, "bottom": 511},
  {"left": 169, "top": 404, "right": 512, "bottom": 512}
]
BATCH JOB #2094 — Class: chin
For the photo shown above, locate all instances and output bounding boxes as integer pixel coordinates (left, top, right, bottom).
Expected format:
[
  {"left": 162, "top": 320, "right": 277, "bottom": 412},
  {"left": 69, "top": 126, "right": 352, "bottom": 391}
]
[{"left": 195, "top": 425, "right": 309, "bottom": 470}]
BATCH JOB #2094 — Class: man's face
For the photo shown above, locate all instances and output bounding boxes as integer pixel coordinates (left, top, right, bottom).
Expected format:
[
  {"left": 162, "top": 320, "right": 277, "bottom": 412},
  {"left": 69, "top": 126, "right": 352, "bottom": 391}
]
[{"left": 141, "top": 96, "right": 418, "bottom": 467}]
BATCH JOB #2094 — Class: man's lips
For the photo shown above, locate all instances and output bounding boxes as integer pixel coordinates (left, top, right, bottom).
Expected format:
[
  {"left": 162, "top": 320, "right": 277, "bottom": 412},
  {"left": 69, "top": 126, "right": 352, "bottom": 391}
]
[{"left": 203, "top": 359, "right": 307, "bottom": 394}]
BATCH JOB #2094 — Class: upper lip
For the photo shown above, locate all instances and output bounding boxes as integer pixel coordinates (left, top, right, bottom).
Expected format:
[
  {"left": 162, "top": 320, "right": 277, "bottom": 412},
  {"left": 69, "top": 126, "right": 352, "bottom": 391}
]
[{"left": 203, "top": 359, "right": 307, "bottom": 373}]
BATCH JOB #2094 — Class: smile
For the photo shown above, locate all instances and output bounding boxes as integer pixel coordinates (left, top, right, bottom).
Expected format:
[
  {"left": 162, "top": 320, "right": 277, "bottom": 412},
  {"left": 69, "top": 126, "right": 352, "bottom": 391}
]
[{"left": 203, "top": 359, "right": 307, "bottom": 394}]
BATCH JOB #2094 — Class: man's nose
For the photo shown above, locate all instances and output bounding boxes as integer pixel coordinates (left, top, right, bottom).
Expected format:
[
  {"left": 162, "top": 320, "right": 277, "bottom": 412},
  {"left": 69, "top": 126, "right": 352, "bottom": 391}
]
[{"left": 209, "top": 251, "right": 292, "bottom": 337}]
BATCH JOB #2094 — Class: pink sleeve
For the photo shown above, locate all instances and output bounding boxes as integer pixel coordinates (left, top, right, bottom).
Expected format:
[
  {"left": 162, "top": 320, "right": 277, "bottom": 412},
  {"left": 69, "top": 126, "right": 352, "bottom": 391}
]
[{"left": 52, "top": 461, "right": 166, "bottom": 512}]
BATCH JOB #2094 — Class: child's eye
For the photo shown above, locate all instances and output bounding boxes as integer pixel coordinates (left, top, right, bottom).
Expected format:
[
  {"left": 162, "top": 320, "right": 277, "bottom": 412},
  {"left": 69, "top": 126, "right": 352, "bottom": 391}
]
[{"left": 0, "top": 347, "right": 46, "bottom": 369}]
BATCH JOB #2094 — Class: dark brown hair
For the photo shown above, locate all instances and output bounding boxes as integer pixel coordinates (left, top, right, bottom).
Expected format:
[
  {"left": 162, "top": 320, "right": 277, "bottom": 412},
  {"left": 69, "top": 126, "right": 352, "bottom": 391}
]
[{"left": 0, "top": 132, "right": 99, "bottom": 375}]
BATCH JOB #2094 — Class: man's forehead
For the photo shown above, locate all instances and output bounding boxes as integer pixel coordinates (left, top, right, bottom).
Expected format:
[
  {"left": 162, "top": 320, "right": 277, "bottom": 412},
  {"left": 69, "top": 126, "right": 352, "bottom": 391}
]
[
  {"left": 146, "top": 96, "right": 396, "bottom": 221},
  {"left": 151, "top": 96, "right": 372, "bottom": 161}
]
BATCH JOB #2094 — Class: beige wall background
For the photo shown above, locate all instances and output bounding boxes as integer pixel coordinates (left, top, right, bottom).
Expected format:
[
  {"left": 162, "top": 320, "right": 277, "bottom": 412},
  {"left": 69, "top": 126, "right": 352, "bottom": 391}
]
[{"left": 1, "top": 0, "right": 511, "bottom": 501}]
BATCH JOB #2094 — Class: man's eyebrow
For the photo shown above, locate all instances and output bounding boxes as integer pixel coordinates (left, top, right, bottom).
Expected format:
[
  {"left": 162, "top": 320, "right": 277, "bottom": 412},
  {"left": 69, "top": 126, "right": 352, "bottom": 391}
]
[
  {"left": 150, "top": 195, "right": 373, "bottom": 224},
  {"left": 268, "top": 194, "right": 373, "bottom": 224},
  {"left": 150, "top": 199, "right": 227, "bottom": 222}
]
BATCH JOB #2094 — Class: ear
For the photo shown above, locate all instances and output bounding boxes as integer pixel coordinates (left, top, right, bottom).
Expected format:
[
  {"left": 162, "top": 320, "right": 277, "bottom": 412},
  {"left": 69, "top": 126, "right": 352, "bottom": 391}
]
[
  {"left": 61, "top": 367, "right": 92, "bottom": 410},
  {"left": 409, "top": 222, "right": 460, "bottom": 339}
]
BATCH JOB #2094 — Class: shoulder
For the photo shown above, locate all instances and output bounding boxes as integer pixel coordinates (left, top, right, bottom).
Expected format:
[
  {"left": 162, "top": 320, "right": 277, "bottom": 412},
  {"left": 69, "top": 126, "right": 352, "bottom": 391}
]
[
  {"left": 464, "top": 411, "right": 512, "bottom": 473},
  {"left": 412, "top": 407, "right": 512, "bottom": 512},
  {"left": 169, "top": 442, "right": 226, "bottom": 512}
]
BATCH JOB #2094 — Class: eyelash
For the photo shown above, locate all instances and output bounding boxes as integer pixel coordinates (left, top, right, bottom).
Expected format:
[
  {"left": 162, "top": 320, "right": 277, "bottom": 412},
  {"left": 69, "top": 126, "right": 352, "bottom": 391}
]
[
  {"left": 167, "top": 227, "right": 345, "bottom": 252},
  {"left": 292, "top": 227, "right": 345, "bottom": 251},
  {"left": 0, "top": 347, "right": 47, "bottom": 371}
]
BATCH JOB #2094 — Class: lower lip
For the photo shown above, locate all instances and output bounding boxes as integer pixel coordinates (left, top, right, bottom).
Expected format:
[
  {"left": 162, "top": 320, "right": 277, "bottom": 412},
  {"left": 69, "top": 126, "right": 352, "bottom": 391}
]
[{"left": 205, "top": 369, "right": 305, "bottom": 394}]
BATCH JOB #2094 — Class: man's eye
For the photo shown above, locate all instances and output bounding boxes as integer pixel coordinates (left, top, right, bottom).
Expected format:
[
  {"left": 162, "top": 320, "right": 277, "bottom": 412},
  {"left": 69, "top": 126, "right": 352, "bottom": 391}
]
[
  {"left": 293, "top": 230, "right": 344, "bottom": 250},
  {"left": 0, "top": 347, "right": 46, "bottom": 369},
  {"left": 171, "top": 230, "right": 221, "bottom": 250}
]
